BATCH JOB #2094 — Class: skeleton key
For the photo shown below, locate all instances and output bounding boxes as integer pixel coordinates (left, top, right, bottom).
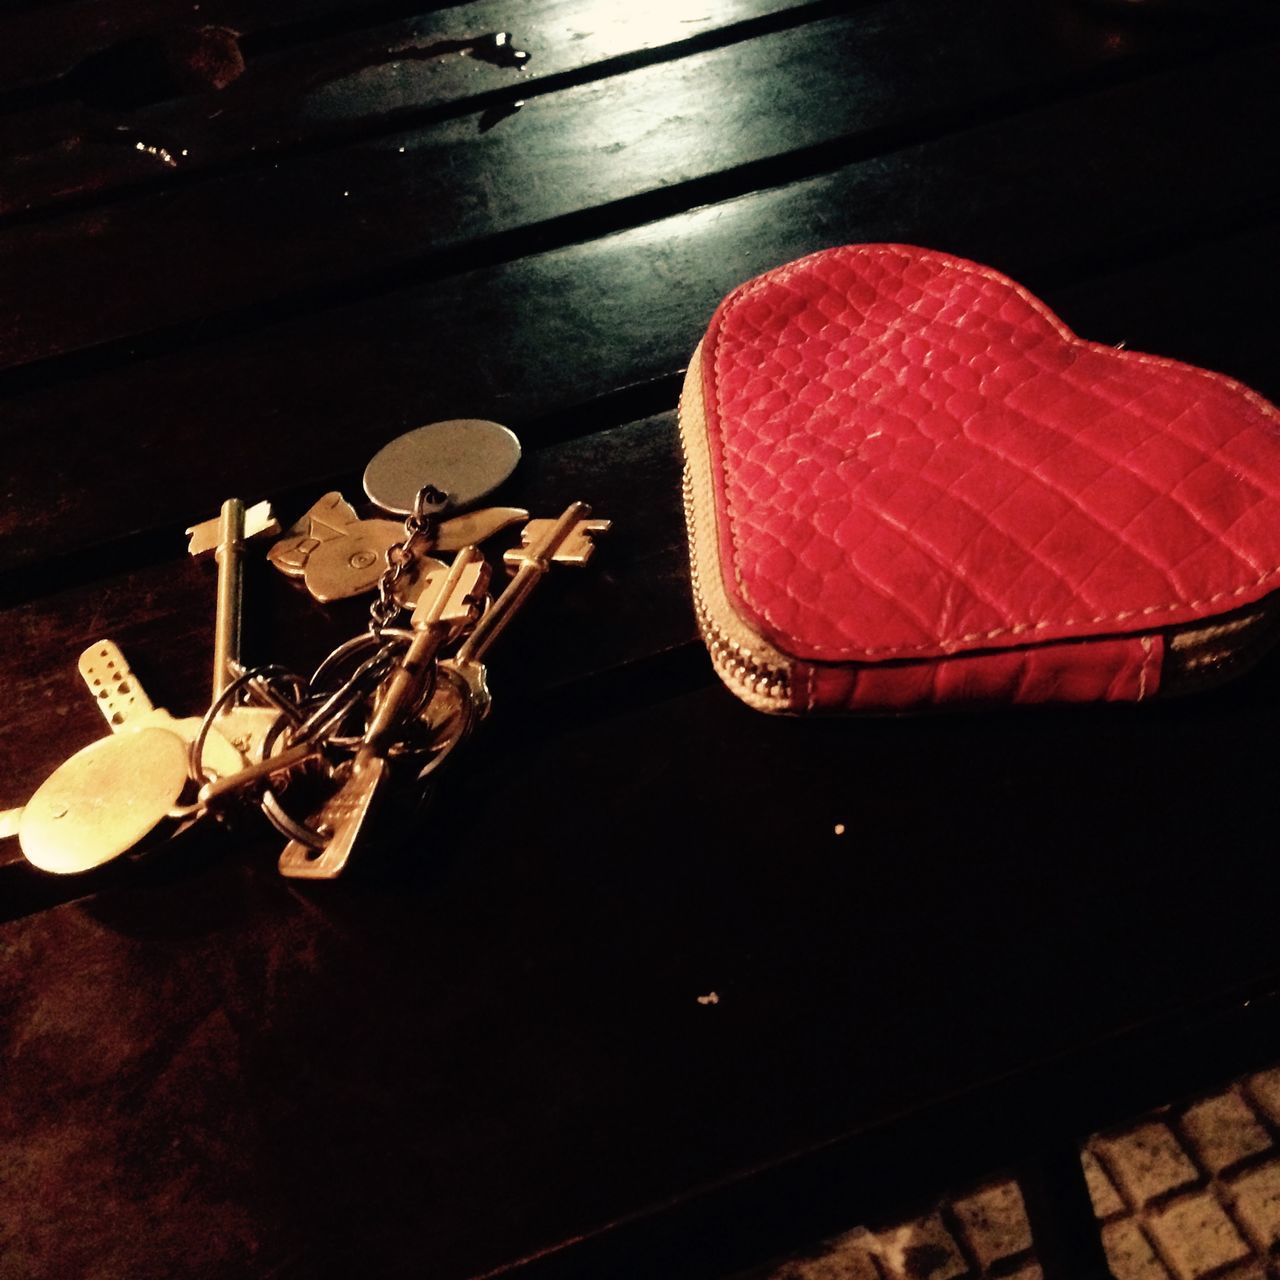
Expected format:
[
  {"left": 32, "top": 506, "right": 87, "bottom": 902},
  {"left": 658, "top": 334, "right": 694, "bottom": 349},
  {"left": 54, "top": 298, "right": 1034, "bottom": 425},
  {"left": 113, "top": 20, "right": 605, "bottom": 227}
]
[
  {"left": 187, "top": 498, "right": 280, "bottom": 702},
  {"left": 278, "top": 547, "right": 490, "bottom": 879},
  {"left": 443, "top": 503, "right": 611, "bottom": 717},
  {"left": 187, "top": 497, "right": 290, "bottom": 765}
]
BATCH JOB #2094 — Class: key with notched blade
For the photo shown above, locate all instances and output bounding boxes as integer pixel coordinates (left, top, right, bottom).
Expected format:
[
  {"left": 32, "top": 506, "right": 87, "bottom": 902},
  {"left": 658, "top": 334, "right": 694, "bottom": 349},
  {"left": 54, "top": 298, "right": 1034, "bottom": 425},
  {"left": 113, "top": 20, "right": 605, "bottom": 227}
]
[{"left": 278, "top": 546, "right": 491, "bottom": 879}]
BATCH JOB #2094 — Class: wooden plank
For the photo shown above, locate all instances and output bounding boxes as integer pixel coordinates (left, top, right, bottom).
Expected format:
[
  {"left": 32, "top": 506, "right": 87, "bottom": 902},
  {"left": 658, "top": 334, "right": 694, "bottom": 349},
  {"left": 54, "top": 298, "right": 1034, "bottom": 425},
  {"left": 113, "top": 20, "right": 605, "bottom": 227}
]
[
  {"left": 3, "top": 6, "right": 1274, "bottom": 364},
  {"left": 0, "top": 0, "right": 821, "bottom": 216},
  {"left": 0, "top": 0, "right": 463, "bottom": 93},
  {"left": 0, "top": 57, "right": 1276, "bottom": 575},
  {"left": 2, "top": 218, "right": 1277, "bottom": 885},
  {"left": 4, "top": 616, "right": 1280, "bottom": 1278},
  {"left": 0, "top": 411, "right": 690, "bottom": 871}
]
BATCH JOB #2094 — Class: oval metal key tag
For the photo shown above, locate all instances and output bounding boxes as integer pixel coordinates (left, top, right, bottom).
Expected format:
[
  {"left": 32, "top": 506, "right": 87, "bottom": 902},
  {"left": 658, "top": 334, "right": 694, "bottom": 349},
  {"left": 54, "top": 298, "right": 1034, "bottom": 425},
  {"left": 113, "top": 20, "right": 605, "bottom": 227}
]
[
  {"left": 19, "top": 728, "right": 190, "bottom": 874},
  {"left": 363, "top": 419, "right": 521, "bottom": 515}
]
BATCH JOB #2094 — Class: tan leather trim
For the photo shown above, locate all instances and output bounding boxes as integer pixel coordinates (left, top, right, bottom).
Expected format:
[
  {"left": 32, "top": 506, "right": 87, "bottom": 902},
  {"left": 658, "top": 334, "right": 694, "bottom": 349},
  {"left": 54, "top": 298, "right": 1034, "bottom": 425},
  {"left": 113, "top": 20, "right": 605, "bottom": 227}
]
[{"left": 679, "top": 345, "right": 794, "bottom": 711}]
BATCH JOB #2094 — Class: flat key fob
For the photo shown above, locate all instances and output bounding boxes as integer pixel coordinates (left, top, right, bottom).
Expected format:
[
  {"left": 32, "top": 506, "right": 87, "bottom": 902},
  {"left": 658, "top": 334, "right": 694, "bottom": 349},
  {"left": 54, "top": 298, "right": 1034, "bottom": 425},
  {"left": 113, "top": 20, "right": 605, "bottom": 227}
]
[{"left": 363, "top": 419, "right": 521, "bottom": 515}]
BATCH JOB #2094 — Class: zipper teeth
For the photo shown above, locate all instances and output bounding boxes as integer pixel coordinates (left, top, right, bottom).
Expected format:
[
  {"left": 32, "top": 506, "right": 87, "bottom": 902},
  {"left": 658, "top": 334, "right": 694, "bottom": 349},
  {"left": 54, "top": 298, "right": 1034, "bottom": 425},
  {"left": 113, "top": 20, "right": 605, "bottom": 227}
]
[{"left": 679, "top": 390, "right": 791, "bottom": 708}]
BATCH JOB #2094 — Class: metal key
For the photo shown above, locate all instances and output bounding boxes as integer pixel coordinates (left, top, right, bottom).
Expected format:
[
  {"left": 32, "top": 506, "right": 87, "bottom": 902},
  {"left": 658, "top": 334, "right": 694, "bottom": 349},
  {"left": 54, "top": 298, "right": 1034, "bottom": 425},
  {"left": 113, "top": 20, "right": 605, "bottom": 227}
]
[
  {"left": 443, "top": 502, "right": 611, "bottom": 717},
  {"left": 278, "top": 546, "right": 490, "bottom": 879},
  {"left": 187, "top": 498, "right": 280, "bottom": 702},
  {"left": 195, "top": 739, "right": 324, "bottom": 810},
  {"left": 187, "top": 498, "right": 288, "bottom": 767},
  {"left": 78, "top": 640, "right": 248, "bottom": 777}
]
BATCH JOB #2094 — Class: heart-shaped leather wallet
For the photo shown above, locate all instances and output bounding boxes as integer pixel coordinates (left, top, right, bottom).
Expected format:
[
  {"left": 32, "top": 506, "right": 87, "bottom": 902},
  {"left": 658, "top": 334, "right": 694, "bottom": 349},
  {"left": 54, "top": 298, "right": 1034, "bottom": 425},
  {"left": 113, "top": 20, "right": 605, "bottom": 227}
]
[{"left": 679, "top": 244, "right": 1280, "bottom": 713}]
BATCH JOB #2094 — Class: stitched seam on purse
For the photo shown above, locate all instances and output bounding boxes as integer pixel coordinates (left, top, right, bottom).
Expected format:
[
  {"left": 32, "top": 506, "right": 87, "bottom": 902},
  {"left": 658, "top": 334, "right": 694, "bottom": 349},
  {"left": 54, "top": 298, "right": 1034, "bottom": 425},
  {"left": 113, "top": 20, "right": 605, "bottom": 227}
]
[{"left": 710, "top": 244, "right": 1280, "bottom": 660}]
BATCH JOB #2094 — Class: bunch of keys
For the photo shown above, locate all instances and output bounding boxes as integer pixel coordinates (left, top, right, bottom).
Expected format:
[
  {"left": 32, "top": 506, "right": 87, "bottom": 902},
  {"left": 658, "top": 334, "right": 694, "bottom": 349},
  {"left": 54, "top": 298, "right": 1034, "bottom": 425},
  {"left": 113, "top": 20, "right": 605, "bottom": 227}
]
[{"left": 1, "top": 425, "right": 610, "bottom": 883}]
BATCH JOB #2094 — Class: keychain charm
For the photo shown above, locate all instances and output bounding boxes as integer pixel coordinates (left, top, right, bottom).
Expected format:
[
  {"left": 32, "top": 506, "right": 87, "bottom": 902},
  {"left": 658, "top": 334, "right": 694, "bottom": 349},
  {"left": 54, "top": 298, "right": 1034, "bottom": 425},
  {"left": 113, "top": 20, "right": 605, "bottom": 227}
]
[
  {"left": 268, "top": 492, "right": 417, "bottom": 603},
  {"left": 363, "top": 419, "right": 522, "bottom": 515},
  {"left": 269, "top": 490, "right": 529, "bottom": 604}
]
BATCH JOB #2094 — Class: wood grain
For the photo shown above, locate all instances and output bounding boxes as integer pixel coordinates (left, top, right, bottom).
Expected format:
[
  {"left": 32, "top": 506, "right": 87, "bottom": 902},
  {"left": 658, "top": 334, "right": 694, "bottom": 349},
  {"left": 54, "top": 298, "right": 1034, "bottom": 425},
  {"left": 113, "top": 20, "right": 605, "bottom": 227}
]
[
  {"left": 3, "top": 7, "right": 1274, "bottom": 365},
  {"left": 3, "top": 4, "right": 1279, "bottom": 1276},
  {"left": 0, "top": 0, "right": 823, "bottom": 217},
  {"left": 0, "top": 0, "right": 462, "bottom": 92},
  {"left": 3, "top": 219, "right": 1277, "bottom": 881},
  {"left": 0, "top": 58, "right": 1275, "bottom": 576}
]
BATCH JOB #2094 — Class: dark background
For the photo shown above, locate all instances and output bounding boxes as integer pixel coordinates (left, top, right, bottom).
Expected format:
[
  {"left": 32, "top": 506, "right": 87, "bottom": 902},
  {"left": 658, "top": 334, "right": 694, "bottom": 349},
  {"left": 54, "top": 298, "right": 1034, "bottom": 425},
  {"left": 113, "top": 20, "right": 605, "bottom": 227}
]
[{"left": 0, "top": 2, "right": 1277, "bottom": 1277}]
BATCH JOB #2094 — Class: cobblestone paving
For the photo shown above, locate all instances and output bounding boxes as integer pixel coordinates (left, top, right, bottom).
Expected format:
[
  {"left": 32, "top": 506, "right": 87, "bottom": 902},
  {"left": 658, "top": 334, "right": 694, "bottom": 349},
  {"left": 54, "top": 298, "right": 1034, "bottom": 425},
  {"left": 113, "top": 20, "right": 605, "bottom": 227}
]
[{"left": 741, "top": 1067, "right": 1280, "bottom": 1280}]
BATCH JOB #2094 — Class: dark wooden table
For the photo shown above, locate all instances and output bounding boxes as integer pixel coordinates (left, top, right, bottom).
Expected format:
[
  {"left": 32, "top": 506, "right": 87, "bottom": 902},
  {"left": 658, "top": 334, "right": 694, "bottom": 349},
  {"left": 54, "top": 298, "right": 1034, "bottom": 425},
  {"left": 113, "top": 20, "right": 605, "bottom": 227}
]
[{"left": 2, "top": 2, "right": 1278, "bottom": 1277}]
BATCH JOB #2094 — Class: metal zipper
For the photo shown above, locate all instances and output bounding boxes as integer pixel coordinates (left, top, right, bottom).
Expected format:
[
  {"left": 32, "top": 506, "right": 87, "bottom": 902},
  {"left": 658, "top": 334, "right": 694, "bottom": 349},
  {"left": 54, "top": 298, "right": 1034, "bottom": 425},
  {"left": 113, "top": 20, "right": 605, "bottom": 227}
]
[
  {"left": 678, "top": 350, "right": 794, "bottom": 712},
  {"left": 680, "top": 463, "right": 792, "bottom": 708}
]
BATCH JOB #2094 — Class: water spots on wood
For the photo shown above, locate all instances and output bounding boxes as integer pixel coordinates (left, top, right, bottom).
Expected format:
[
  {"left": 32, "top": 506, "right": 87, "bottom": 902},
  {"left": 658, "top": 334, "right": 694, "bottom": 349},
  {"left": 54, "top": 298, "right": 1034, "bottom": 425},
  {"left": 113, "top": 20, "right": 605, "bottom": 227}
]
[
  {"left": 395, "top": 32, "right": 531, "bottom": 72},
  {"left": 76, "top": 128, "right": 190, "bottom": 170},
  {"left": 132, "top": 141, "right": 178, "bottom": 168},
  {"left": 470, "top": 33, "right": 532, "bottom": 71}
]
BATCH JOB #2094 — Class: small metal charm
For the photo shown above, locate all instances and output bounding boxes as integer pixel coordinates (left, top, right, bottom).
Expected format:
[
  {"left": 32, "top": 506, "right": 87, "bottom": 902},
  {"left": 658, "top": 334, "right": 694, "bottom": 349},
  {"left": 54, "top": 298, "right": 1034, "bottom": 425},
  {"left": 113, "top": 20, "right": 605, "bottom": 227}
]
[
  {"left": 270, "top": 491, "right": 529, "bottom": 605},
  {"left": 19, "top": 728, "right": 191, "bottom": 874},
  {"left": 363, "top": 419, "right": 522, "bottom": 516},
  {"left": 269, "top": 491, "right": 420, "bottom": 603}
]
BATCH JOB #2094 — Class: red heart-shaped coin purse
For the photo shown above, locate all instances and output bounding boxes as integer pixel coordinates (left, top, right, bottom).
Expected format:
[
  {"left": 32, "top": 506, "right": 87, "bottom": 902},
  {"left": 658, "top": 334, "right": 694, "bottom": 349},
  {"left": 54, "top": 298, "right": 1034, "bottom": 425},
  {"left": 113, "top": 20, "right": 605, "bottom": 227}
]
[{"left": 679, "top": 244, "right": 1280, "bottom": 712}]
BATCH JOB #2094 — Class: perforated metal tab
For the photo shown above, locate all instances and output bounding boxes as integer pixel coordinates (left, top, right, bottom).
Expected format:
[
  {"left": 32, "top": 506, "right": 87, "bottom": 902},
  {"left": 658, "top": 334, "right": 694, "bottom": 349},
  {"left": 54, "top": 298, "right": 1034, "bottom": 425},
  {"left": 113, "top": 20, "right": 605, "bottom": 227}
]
[{"left": 78, "top": 640, "right": 157, "bottom": 730}]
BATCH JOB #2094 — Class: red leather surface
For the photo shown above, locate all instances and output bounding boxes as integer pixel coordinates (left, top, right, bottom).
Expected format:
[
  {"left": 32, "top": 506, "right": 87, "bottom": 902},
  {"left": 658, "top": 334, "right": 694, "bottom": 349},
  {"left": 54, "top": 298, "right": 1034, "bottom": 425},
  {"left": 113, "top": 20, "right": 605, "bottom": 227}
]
[
  {"left": 699, "top": 244, "right": 1280, "bottom": 703},
  {"left": 801, "top": 633, "right": 1162, "bottom": 711}
]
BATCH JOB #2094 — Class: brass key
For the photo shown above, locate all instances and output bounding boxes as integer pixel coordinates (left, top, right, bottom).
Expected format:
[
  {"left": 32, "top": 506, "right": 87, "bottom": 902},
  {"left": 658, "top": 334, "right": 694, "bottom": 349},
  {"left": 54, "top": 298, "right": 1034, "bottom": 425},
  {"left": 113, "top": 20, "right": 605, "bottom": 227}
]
[
  {"left": 187, "top": 498, "right": 288, "bottom": 768},
  {"left": 278, "top": 547, "right": 491, "bottom": 879},
  {"left": 78, "top": 640, "right": 248, "bottom": 777},
  {"left": 195, "top": 739, "right": 323, "bottom": 810},
  {"left": 187, "top": 498, "right": 280, "bottom": 702},
  {"left": 444, "top": 502, "right": 611, "bottom": 717}
]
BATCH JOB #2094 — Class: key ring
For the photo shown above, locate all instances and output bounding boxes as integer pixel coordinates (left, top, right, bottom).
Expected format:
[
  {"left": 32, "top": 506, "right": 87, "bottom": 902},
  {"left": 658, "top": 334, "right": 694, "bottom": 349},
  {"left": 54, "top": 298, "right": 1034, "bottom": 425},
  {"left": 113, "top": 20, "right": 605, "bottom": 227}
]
[{"left": 189, "top": 664, "right": 305, "bottom": 784}]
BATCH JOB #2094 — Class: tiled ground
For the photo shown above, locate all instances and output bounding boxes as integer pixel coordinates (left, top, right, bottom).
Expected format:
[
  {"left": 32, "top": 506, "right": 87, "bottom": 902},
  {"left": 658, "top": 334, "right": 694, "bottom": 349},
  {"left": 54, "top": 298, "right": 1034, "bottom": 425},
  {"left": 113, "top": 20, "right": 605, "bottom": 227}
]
[{"left": 739, "top": 1068, "right": 1280, "bottom": 1280}]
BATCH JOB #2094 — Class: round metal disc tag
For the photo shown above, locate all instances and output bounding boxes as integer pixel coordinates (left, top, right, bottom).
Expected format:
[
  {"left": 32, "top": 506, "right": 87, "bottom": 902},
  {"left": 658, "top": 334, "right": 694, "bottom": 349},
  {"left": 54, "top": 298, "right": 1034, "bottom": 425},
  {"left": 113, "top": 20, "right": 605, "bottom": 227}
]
[
  {"left": 19, "top": 728, "right": 190, "bottom": 874},
  {"left": 363, "top": 419, "right": 521, "bottom": 515}
]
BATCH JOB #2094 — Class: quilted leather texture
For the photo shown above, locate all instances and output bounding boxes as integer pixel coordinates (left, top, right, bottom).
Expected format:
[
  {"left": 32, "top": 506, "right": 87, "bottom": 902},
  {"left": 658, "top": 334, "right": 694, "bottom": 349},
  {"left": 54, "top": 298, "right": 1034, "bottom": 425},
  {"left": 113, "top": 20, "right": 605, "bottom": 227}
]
[{"left": 698, "top": 244, "right": 1280, "bottom": 706}]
